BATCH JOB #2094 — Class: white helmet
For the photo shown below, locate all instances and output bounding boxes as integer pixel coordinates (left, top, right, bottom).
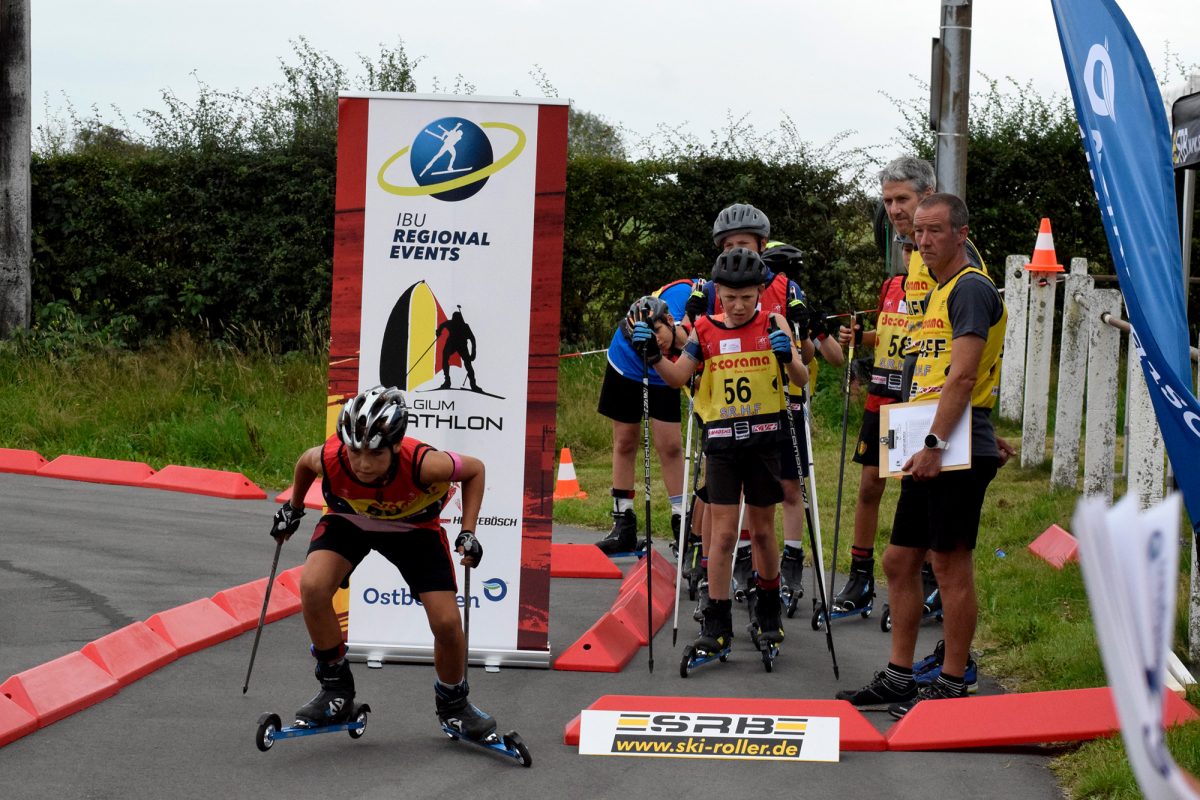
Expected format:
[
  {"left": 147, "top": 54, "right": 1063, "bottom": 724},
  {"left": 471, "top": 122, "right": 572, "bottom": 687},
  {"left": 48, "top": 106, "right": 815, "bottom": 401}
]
[{"left": 337, "top": 386, "right": 408, "bottom": 449}]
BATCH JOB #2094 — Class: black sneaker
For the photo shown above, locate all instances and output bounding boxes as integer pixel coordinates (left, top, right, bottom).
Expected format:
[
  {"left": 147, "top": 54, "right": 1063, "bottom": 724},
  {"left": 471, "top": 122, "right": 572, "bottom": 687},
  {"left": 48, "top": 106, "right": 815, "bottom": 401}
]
[
  {"left": 888, "top": 678, "right": 968, "bottom": 719},
  {"left": 597, "top": 509, "right": 637, "bottom": 555},
  {"left": 835, "top": 670, "right": 917, "bottom": 708}
]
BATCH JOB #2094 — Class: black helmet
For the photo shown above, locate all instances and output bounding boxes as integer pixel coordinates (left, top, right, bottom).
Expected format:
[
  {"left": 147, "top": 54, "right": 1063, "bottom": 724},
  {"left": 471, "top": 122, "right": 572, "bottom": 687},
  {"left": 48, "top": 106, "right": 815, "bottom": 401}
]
[
  {"left": 762, "top": 241, "right": 804, "bottom": 277},
  {"left": 621, "top": 295, "right": 671, "bottom": 341},
  {"left": 337, "top": 386, "right": 408, "bottom": 450},
  {"left": 711, "top": 247, "right": 767, "bottom": 288},
  {"left": 712, "top": 203, "right": 770, "bottom": 245}
]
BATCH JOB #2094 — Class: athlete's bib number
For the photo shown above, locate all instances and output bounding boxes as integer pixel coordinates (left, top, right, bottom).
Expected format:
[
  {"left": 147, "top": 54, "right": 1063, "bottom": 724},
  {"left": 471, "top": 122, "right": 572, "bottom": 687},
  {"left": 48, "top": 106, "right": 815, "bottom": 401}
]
[{"left": 723, "top": 377, "right": 752, "bottom": 404}]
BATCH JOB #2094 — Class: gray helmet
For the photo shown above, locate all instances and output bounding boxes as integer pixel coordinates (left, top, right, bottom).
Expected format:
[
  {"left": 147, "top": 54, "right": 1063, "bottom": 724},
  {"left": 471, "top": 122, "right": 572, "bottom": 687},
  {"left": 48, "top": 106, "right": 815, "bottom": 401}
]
[
  {"left": 712, "top": 203, "right": 770, "bottom": 245},
  {"left": 337, "top": 386, "right": 408, "bottom": 450},
  {"left": 711, "top": 247, "right": 767, "bottom": 288},
  {"left": 762, "top": 241, "right": 804, "bottom": 277},
  {"left": 621, "top": 295, "right": 671, "bottom": 342}
]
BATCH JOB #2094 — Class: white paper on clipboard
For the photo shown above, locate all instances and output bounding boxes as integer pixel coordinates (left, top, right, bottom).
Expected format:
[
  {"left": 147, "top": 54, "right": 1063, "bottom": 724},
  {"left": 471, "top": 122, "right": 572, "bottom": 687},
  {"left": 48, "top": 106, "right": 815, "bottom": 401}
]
[{"left": 878, "top": 399, "right": 971, "bottom": 477}]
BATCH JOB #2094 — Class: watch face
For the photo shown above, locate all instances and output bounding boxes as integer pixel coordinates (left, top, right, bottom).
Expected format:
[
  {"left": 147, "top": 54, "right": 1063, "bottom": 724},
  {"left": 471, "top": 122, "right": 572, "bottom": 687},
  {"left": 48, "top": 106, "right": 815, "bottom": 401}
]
[{"left": 924, "top": 434, "right": 938, "bottom": 448}]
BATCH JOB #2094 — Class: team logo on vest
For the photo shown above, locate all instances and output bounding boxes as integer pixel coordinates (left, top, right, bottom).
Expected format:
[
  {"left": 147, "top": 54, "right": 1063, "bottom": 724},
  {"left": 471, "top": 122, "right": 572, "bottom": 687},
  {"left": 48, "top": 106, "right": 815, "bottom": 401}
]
[{"left": 377, "top": 116, "right": 526, "bottom": 202}]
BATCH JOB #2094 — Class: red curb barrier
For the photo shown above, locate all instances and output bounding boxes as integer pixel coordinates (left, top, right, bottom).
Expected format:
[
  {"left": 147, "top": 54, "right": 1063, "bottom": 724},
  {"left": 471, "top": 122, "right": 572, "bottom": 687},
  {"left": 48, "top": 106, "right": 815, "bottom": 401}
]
[
  {"left": 276, "top": 566, "right": 304, "bottom": 598},
  {"left": 212, "top": 578, "right": 302, "bottom": 632},
  {"left": 144, "top": 598, "right": 242, "bottom": 657},
  {"left": 0, "top": 448, "right": 47, "bottom": 475},
  {"left": 80, "top": 622, "right": 179, "bottom": 687},
  {"left": 884, "top": 686, "right": 1199, "bottom": 750},
  {"left": 1028, "top": 524, "right": 1078, "bottom": 569},
  {"left": 608, "top": 586, "right": 653, "bottom": 645},
  {"left": 140, "top": 465, "right": 267, "bottom": 500},
  {"left": 274, "top": 483, "right": 325, "bottom": 511},
  {"left": 550, "top": 543, "right": 622, "bottom": 579},
  {"left": 0, "top": 694, "right": 38, "bottom": 747},
  {"left": 36, "top": 454, "right": 155, "bottom": 487},
  {"left": 553, "top": 612, "right": 641, "bottom": 672},
  {"left": 563, "top": 695, "right": 887, "bottom": 751},
  {"left": 0, "top": 652, "right": 120, "bottom": 727}
]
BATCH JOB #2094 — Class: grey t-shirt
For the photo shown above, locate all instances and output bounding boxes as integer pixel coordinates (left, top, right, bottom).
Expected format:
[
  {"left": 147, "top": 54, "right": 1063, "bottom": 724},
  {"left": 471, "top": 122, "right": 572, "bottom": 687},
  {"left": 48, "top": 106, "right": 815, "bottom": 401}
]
[{"left": 946, "top": 271, "right": 1004, "bottom": 459}]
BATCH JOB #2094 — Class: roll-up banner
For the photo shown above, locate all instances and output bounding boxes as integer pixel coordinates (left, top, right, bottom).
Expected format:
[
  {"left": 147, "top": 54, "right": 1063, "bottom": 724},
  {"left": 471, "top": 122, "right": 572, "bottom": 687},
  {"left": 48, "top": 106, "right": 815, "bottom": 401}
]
[
  {"left": 1173, "top": 91, "right": 1200, "bottom": 170},
  {"left": 328, "top": 93, "right": 568, "bottom": 668}
]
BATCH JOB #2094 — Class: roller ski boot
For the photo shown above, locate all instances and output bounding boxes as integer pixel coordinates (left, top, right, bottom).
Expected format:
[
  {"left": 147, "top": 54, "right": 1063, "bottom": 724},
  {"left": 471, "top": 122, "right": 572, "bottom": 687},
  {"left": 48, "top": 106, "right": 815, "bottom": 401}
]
[
  {"left": 750, "top": 586, "right": 784, "bottom": 672},
  {"left": 255, "top": 660, "right": 371, "bottom": 752},
  {"left": 732, "top": 546, "right": 753, "bottom": 602},
  {"left": 779, "top": 545, "right": 805, "bottom": 618},
  {"left": 692, "top": 578, "right": 709, "bottom": 622},
  {"left": 880, "top": 563, "right": 943, "bottom": 632},
  {"left": 680, "top": 599, "right": 733, "bottom": 678},
  {"left": 435, "top": 680, "right": 531, "bottom": 767},
  {"left": 597, "top": 509, "right": 638, "bottom": 557},
  {"left": 681, "top": 534, "right": 704, "bottom": 600},
  {"left": 812, "top": 558, "right": 875, "bottom": 630}
]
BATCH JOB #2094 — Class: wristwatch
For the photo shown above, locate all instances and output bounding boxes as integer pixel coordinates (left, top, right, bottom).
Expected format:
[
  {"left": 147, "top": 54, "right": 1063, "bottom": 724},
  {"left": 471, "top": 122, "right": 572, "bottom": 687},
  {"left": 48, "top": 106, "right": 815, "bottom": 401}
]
[{"left": 924, "top": 433, "right": 949, "bottom": 450}]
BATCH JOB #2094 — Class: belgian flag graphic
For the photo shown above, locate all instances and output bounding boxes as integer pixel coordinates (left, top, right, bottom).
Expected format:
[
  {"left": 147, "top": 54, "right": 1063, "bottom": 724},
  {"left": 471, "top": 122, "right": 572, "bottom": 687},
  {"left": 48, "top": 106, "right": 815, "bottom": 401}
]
[{"left": 379, "top": 281, "right": 459, "bottom": 390}]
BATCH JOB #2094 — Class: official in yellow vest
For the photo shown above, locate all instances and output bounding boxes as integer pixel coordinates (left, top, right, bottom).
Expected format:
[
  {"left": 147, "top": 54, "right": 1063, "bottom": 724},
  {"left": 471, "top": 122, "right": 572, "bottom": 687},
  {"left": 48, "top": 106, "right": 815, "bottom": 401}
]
[{"left": 837, "top": 193, "right": 1006, "bottom": 718}]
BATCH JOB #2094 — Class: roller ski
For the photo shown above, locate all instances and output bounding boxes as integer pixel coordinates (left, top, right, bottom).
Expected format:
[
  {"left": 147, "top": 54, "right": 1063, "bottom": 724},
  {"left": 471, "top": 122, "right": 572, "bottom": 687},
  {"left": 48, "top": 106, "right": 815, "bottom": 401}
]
[
  {"left": 436, "top": 680, "right": 532, "bottom": 767},
  {"left": 680, "top": 599, "right": 733, "bottom": 678},
  {"left": 255, "top": 659, "right": 371, "bottom": 752},
  {"left": 880, "top": 563, "right": 942, "bottom": 632},
  {"left": 779, "top": 544, "right": 805, "bottom": 618},
  {"left": 748, "top": 585, "right": 784, "bottom": 673},
  {"left": 811, "top": 558, "right": 875, "bottom": 630}
]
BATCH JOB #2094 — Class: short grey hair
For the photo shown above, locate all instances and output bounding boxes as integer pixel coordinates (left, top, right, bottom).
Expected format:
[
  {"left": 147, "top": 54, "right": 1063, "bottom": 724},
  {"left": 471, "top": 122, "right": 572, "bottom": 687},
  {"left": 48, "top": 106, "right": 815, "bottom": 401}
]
[
  {"left": 878, "top": 156, "right": 936, "bottom": 193},
  {"left": 917, "top": 192, "right": 969, "bottom": 230}
]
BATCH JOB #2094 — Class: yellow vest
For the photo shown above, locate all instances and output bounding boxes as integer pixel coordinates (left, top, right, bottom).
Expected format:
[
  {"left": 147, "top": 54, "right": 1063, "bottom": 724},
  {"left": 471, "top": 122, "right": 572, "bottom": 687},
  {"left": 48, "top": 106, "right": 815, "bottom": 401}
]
[
  {"left": 693, "top": 312, "right": 787, "bottom": 450},
  {"left": 904, "top": 240, "right": 986, "bottom": 356},
  {"left": 909, "top": 266, "right": 1006, "bottom": 409}
]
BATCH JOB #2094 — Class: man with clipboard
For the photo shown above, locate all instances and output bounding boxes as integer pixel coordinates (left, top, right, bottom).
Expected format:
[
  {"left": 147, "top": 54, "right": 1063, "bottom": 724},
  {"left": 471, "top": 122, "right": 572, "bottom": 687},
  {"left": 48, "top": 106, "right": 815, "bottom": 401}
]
[{"left": 837, "top": 193, "right": 1007, "bottom": 718}]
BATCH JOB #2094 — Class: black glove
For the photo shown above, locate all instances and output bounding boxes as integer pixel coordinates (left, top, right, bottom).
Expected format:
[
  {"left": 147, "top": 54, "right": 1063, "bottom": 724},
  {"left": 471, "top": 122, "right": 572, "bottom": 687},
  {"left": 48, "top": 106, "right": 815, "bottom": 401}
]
[
  {"left": 455, "top": 530, "right": 483, "bottom": 567},
  {"left": 685, "top": 285, "right": 707, "bottom": 323},
  {"left": 271, "top": 501, "right": 305, "bottom": 541},
  {"left": 786, "top": 298, "right": 812, "bottom": 339}
]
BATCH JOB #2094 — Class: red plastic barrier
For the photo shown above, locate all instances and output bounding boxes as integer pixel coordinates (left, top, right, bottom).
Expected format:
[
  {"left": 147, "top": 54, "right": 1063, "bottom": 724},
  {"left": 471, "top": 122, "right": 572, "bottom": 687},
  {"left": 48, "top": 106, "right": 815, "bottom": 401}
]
[
  {"left": 144, "top": 599, "right": 242, "bottom": 656},
  {"left": 36, "top": 454, "right": 155, "bottom": 487},
  {"left": 0, "top": 448, "right": 47, "bottom": 475},
  {"left": 0, "top": 652, "right": 120, "bottom": 728},
  {"left": 211, "top": 578, "right": 302, "bottom": 632},
  {"left": 140, "top": 465, "right": 267, "bottom": 500},
  {"left": 0, "top": 693, "right": 38, "bottom": 747},
  {"left": 276, "top": 566, "right": 304, "bottom": 598},
  {"left": 553, "top": 612, "right": 641, "bottom": 673},
  {"left": 564, "top": 695, "right": 887, "bottom": 751},
  {"left": 1028, "top": 524, "right": 1078, "bottom": 569},
  {"left": 550, "top": 543, "right": 622, "bottom": 579},
  {"left": 274, "top": 482, "right": 325, "bottom": 510},
  {"left": 80, "top": 622, "right": 179, "bottom": 687},
  {"left": 885, "top": 686, "right": 1199, "bottom": 750}
]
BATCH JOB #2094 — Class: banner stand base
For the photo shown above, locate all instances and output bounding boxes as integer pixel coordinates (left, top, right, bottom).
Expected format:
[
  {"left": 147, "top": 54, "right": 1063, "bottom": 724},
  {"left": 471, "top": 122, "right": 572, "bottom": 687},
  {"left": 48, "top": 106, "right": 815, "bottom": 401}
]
[{"left": 349, "top": 643, "right": 552, "bottom": 670}]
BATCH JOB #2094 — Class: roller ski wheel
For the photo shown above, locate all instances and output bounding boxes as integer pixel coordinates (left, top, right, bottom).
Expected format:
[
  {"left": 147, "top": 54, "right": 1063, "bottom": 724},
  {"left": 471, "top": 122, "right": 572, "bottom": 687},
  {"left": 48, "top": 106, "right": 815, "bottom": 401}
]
[
  {"left": 254, "top": 704, "right": 371, "bottom": 752},
  {"left": 782, "top": 584, "right": 801, "bottom": 619},
  {"left": 441, "top": 722, "right": 532, "bottom": 767},
  {"left": 760, "top": 644, "right": 777, "bottom": 672},
  {"left": 878, "top": 602, "right": 940, "bottom": 633},
  {"left": 679, "top": 643, "right": 730, "bottom": 678}
]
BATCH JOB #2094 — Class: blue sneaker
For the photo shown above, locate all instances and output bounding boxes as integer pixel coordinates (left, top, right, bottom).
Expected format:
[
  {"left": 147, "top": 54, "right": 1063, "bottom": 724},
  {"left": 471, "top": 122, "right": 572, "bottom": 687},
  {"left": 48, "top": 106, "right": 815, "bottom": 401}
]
[{"left": 913, "top": 640, "right": 978, "bottom": 694}]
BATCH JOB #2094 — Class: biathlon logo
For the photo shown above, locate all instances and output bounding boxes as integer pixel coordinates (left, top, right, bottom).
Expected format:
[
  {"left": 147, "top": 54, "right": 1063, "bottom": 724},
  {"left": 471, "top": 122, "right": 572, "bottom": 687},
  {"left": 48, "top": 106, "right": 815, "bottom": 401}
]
[
  {"left": 482, "top": 577, "right": 508, "bottom": 602},
  {"left": 377, "top": 116, "right": 526, "bottom": 202}
]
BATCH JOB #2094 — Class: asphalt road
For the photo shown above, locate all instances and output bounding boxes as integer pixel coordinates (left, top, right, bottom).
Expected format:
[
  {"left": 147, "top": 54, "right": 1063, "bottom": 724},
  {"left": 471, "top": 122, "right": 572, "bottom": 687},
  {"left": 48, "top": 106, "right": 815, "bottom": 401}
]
[{"left": 0, "top": 472, "right": 1060, "bottom": 799}]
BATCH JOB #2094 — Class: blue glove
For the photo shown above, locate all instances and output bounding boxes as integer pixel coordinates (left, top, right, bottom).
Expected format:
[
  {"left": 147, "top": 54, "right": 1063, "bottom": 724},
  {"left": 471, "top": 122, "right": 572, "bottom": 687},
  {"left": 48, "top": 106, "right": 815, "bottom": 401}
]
[
  {"left": 455, "top": 530, "right": 483, "bottom": 567},
  {"left": 630, "top": 321, "right": 662, "bottom": 364},
  {"left": 769, "top": 328, "right": 794, "bottom": 364}
]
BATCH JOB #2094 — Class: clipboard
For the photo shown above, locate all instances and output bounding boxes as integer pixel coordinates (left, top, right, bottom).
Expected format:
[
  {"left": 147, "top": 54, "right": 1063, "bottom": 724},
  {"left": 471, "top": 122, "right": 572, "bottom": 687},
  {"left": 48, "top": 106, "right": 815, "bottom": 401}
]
[{"left": 878, "top": 399, "right": 972, "bottom": 478}]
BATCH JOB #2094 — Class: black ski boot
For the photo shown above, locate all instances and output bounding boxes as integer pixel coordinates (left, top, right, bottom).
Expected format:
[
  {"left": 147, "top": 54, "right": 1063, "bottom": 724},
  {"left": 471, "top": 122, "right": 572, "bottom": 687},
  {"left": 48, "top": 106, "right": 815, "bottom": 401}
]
[
  {"left": 732, "top": 546, "right": 753, "bottom": 601},
  {"left": 754, "top": 586, "right": 785, "bottom": 645},
  {"left": 295, "top": 659, "right": 356, "bottom": 728},
  {"left": 832, "top": 558, "right": 875, "bottom": 612},
  {"left": 435, "top": 680, "right": 497, "bottom": 741},
  {"left": 692, "top": 578, "right": 709, "bottom": 622},
  {"left": 597, "top": 509, "right": 638, "bottom": 555},
  {"left": 694, "top": 598, "right": 734, "bottom": 654},
  {"left": 779, "top": 544, "right": 804, "bottom": 614}
]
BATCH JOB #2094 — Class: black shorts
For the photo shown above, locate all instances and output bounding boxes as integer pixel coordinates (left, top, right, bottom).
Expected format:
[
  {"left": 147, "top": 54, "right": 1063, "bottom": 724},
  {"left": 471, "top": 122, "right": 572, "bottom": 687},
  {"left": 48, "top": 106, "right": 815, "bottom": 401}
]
[
  {"left": 889, "top": 458, "right": 1000, "bottom": 552},
  {"left": 704, "top": 446, "right": 784, "bottom": 506},
  {"left": 597, "top": 363, "right": 682, "bottom": 424},
  {"left": 851, "top": 409, "right": 882, "bottom": 467},
  {"left": 308, "top": 514, "right": 457, "bottom": 599},
  {"left": 777, "top": 409, "right": 809, "bottom": 480}
]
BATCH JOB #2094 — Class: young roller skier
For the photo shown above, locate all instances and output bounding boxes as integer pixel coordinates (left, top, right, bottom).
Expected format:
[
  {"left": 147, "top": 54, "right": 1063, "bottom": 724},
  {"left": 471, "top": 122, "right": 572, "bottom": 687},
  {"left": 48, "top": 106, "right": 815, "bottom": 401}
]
[{"left": 270, "top": 386, "right": 500, "bottom": 740}]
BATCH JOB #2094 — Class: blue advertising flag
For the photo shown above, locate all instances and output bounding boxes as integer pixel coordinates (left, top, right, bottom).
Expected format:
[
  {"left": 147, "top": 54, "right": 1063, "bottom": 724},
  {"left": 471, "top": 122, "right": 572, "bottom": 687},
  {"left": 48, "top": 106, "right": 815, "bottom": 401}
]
[{"left": 1052, "top": 0, "right": 1200, "bottom": 530}]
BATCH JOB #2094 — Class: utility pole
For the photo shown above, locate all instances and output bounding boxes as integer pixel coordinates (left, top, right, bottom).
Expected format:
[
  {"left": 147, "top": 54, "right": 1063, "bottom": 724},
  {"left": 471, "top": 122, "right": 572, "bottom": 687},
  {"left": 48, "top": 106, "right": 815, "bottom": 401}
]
[
  {"left": 0, "top": 0, "right": 33, "bottom": 337},
  {"left": 930, "top": 0, "right": 972, "bottom": 200}
]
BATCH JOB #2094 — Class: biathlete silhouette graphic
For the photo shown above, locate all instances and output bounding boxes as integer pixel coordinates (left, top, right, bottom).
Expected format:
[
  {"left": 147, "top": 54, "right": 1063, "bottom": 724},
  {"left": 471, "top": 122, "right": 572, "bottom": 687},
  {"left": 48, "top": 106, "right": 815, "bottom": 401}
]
[
  {"left": 437, "top": 307, "right": 484, "bottom": 393},
  {"left": 420, "top": 123, "right": 471, "bottom": 177}
]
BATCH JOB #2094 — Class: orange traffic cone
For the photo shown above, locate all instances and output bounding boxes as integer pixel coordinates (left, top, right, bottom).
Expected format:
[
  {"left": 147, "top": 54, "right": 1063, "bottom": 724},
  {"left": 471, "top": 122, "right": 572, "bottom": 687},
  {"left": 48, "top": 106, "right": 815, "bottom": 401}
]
[
  {"left": 553, "top": 447, "right": 588, "bottom": 500},
  {"left": 1027, "top": 217, "right": 1064, "bottom": 273}
]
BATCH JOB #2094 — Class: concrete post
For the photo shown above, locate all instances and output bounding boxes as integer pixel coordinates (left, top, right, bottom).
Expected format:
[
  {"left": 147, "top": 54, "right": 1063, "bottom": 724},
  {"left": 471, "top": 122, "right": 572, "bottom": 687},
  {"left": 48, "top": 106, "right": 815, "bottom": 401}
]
[
  {"left": 933, "top": 0, "right": 972, "bottom": 200},
  {"left": 1051, "top": 259, "right": 1092, "bottom": 489},
  {"left": 0, "top": 0, "right": 33, "bottom": 336},
  {"left": 1083, "top": 288, "right": 1123, "bottom": 500},
  {"left": 1125, "top": 330, "right": 1165, "bottom": 509},
  {"left": 998, "top": 255, "right": 1030, "bottom": 422},
  {"left": 1020, "top": 272, "right": 1057, "bottom": 467}
]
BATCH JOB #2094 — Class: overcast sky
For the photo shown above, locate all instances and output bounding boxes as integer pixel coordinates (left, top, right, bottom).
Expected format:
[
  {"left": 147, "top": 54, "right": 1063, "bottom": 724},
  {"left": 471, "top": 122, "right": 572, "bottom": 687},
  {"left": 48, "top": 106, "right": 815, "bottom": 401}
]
[{"left": 29, "top": 0, "right": 1200, "bottom": 157}]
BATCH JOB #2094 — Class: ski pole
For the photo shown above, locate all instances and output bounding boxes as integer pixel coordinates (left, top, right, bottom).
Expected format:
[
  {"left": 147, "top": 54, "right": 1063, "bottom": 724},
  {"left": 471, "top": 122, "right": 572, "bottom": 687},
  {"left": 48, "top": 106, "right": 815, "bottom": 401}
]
[
  {"left": 462, "top": 565, "right": 471, "bottom": 680},
  {"left": 641, "top": 346, "right": 654, "bottom": 674},
  {"left": 242, "top": 536, "right": 284, "bottom": 694},
  {"left": 771, "top": 317, "right": 839, "bottom": 679},
  {"left": 826, "top": 311, "right": 857, "bottom": 626},
  {"left": 672, "top": 382, "right": 696, "bottom": 647}
]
